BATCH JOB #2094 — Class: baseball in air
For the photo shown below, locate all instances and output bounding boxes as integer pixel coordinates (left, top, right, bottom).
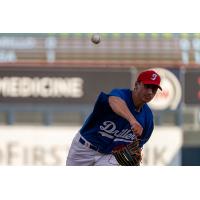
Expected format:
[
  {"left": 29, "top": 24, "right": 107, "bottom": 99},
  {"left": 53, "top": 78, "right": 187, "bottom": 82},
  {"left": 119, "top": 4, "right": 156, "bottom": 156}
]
[{"left": 91, "top": 33, "right": 101, "bottom": 44}]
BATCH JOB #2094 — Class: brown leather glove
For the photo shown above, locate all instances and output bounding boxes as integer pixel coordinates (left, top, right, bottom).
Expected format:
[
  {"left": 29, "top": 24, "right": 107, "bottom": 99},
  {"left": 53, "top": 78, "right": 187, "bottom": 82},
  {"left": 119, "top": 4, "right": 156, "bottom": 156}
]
[{"left": 112, "top": 139, "right": 142, "bottom": 166}]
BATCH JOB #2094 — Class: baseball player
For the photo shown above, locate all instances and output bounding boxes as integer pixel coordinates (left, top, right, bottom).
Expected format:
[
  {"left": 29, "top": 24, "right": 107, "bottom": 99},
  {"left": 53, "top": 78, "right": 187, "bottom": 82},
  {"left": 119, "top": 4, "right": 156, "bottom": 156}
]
[{"left": 66, "top": 70, "right": 162, "bottom": 166}]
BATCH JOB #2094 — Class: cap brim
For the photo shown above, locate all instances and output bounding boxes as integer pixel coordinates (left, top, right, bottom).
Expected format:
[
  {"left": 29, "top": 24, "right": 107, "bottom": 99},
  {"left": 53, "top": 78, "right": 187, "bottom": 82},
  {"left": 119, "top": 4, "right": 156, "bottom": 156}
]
[
  {"left": 150, "top": 84, "right": 162, "bottom": 91},
  {"left": 157, "top": 86, "right": 162, "bottom": 91}
]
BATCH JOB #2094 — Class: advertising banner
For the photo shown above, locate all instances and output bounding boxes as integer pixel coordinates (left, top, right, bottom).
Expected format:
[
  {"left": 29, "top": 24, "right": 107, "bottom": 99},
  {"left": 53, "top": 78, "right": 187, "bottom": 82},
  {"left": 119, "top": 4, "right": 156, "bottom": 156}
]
[
  {"left": 0, "top": 126, "right": 79, "bottom": 165},
  {"left": 148, "top": 68, "right": 182, "bottom": 110},
  {"left": 0, "top": 68, "right": 132, "bottom": 104},
  {"left": 0, "top": 125, "right": 182, "bottom": 166},
  {"left": 184, "top": 69, "right": 200, "bottom": 105}
]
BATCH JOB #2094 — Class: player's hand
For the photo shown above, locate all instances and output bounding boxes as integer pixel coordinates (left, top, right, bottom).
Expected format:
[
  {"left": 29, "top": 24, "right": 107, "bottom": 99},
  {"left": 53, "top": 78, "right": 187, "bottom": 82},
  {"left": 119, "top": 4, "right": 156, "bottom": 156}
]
[{"left": 130, "top": 120, "right": 143, "bottom": 137}]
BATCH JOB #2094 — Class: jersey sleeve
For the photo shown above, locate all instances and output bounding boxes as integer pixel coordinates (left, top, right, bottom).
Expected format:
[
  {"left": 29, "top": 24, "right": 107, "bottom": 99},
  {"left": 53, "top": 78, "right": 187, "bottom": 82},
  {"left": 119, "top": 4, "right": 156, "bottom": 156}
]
[
  {"left": 108, "top": 89, "right": 127, "bottom": 101},
  {"left": 91, "top": 91, "right": 115, "bottom": 114}
]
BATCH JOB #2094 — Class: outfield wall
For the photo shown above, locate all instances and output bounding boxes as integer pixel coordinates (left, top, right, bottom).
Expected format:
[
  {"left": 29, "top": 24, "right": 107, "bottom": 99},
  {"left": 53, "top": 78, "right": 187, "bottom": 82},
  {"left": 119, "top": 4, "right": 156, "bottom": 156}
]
[{"left": 0, "top": 125, "right": 182, "bottom": 166}]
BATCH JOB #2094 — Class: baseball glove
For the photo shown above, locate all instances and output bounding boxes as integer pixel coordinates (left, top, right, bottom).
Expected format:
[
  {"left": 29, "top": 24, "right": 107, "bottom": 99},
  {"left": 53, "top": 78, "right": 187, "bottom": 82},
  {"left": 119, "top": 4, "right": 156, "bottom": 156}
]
[{"left": 112, "top": 138, "right": 142, "bottom": 166}]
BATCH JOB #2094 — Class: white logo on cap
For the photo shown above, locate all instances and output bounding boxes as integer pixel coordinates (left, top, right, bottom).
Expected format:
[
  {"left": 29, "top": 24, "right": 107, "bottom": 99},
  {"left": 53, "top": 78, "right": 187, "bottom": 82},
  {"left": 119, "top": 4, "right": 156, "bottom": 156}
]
[{"left": 151, "top": 73, "right": 157, "bottom": 80}]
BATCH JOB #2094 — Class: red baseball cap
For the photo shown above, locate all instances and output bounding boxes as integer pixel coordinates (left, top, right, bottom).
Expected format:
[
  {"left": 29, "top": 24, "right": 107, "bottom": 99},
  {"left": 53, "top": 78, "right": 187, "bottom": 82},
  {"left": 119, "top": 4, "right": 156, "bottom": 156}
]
[{"left": 137, "top": 70, "right": 162, "bottom": 90}]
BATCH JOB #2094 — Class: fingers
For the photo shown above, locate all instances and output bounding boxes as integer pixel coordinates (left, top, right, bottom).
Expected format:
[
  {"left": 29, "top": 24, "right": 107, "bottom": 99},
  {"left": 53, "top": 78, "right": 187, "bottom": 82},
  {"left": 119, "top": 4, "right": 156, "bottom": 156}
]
[{"left": 131, "top": 122, "right": 143, "bottom": 137}]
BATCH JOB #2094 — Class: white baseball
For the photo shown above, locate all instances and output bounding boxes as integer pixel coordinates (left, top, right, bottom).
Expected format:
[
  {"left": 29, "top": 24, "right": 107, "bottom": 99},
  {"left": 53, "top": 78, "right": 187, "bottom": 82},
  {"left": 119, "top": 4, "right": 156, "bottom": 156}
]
[{"left": 91, "top": 33, "right": 101, "bottom": 44}]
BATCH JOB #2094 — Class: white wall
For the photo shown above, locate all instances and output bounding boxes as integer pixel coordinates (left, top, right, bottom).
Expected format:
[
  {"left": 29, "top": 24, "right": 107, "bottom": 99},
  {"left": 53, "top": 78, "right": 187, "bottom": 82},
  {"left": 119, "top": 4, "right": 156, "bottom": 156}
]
[
  {"left": 0, "top": 125, "right": 183, "bottom": 166},
  {"left": 0, "top": 126, "right": 79, "bottom": 165},
  {"left": 142, "top": 126, "right": 183, "bottom": 166}
]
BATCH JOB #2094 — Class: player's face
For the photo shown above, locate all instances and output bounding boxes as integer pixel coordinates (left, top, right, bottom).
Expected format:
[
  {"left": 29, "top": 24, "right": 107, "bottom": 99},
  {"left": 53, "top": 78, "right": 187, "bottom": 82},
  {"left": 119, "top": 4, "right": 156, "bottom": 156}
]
[{"left": 136, "top": 82, "right": 158, "bottom": 103}]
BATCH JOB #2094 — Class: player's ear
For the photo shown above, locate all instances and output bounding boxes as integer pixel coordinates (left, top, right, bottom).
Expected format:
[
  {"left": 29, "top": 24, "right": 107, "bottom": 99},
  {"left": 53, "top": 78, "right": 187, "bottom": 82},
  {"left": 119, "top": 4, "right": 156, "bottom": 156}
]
[{"left": 135, "top": 81, "right": 139, "bottom": 89}]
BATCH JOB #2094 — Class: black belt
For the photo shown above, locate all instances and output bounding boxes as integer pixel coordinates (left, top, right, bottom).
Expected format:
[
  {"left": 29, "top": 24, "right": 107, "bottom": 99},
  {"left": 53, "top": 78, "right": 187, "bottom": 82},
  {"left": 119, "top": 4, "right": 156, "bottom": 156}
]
[{"left": 79, "top": 137, "right": 99, "bottom": 152}]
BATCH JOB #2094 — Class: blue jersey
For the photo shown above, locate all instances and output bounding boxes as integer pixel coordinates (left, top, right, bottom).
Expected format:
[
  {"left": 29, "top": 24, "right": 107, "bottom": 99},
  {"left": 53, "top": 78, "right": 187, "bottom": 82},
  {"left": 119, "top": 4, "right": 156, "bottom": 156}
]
[{"left": 80, "top": 89, "right": 154, "bottom": 154}]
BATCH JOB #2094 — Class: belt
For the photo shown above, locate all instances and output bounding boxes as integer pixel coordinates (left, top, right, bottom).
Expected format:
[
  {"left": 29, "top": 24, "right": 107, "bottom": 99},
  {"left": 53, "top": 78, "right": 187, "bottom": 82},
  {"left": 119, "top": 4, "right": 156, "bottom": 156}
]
[{"left": 79, "top": 137, "right": 99, "bottom": 152}]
